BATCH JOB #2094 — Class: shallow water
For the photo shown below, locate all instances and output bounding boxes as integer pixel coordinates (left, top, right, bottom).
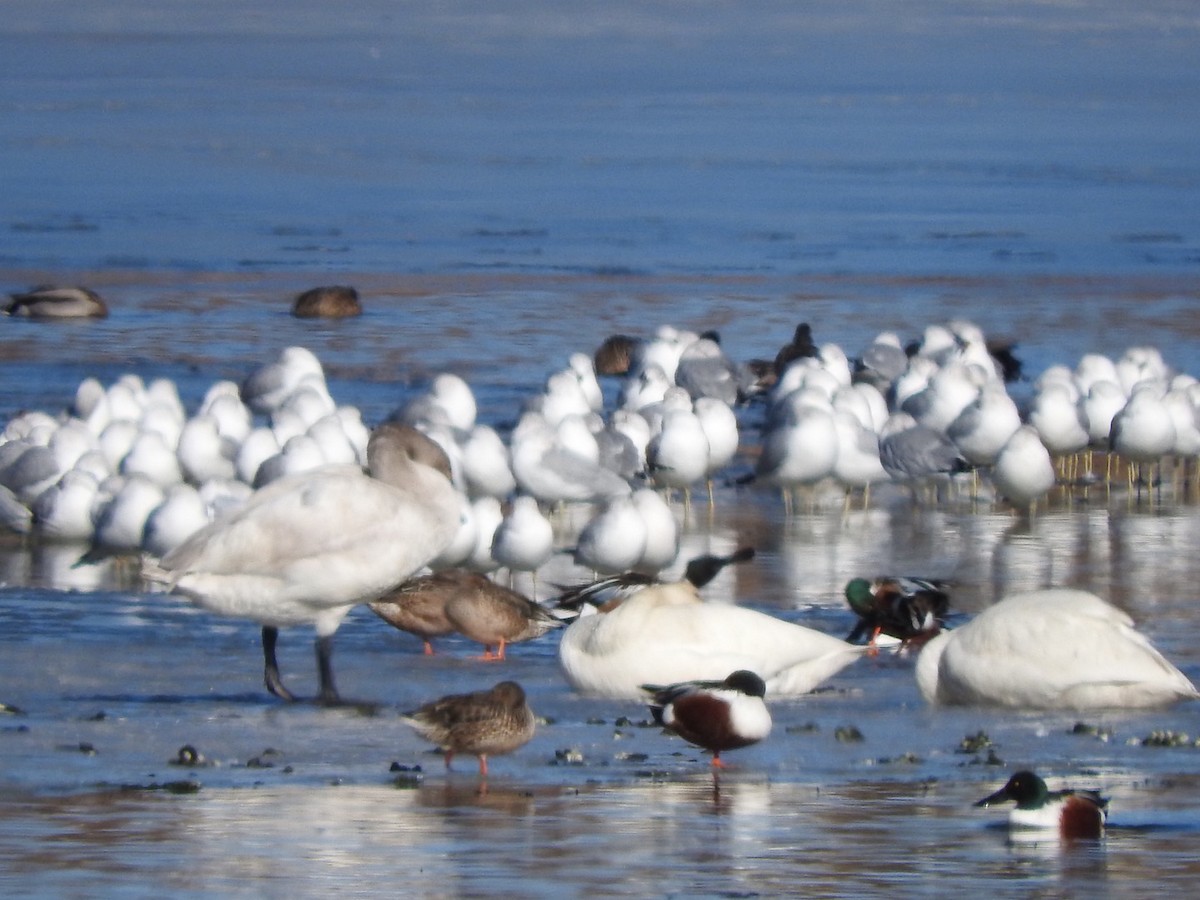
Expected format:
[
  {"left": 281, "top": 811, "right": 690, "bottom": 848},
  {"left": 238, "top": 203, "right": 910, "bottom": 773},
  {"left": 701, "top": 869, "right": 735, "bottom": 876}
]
[
  {"left": 4, "top": 1, "right": 1200, "bottom": 896},
  {"left": 3, "top": 460, "right": 1200, "bottom": 896}
]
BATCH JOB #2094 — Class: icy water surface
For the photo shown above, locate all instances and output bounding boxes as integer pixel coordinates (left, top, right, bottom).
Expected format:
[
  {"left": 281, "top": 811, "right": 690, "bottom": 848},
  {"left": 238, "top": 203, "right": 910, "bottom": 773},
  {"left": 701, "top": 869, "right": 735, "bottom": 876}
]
[{"left": 4, "top": 0, "right": 1200, "bottom": 896}]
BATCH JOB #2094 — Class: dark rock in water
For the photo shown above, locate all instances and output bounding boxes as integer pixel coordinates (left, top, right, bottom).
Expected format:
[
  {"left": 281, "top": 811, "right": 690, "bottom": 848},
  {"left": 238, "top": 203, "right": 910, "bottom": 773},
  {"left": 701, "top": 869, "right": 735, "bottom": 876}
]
[
  {"left": 59, "top": 741, "right": 97, "bottom": 755},
  {"left": 120, "top": 780, "right": 201, "bottom": 795},
  {"left": 553, "top": 747, "right": 585, "bottom": 766},
  {"left": 956, "top": 731, "right": 992, "bottom": 754},
  {"left": 834, "top": 725, "right": 864, "bottom": 744},
  {"left": 245, "top": 747, "right": 284, "bottom": 768},
  {"left": 1070, "top": 722, "right": 1112, "bottom": 742},
  {"left": 170, "top": 744, "right": 210, "bottom": 767},
  {"left": 388, "top": 762, "right": 424, "bottom": 791},
  {"left": 1141, "top": 729, "right": 1197, "bottom": 748},
  {"left": 392, "top": 770, "right": 423, "bottom": 789}
]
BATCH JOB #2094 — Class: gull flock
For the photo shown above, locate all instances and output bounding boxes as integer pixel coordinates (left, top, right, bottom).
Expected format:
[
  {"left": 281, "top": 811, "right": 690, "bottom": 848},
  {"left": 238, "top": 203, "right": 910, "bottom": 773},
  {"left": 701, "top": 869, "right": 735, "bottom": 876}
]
[
  {"left": 1, "top": 314, "right": 1198, "bottom": 718},
  {"left": 2, "top": 318, "right": 1195, "bottom": 558}
]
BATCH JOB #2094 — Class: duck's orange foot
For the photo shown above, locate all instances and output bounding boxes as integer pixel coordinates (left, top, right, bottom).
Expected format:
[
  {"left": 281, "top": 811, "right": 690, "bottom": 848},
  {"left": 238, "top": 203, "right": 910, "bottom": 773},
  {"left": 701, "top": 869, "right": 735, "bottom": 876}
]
[{"left": 475, "top": 642, "right": 507, "bottom": 662}]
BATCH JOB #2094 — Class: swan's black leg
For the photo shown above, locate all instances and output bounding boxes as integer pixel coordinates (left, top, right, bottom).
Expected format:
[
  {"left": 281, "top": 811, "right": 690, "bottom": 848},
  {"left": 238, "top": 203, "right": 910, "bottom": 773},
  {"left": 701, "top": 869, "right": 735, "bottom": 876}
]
[
  {"left": 262, "top": 626, "right": 297, "bottom": 702},
  {"left": 315, "top": 634, "right": 340, "bottom": 705}
]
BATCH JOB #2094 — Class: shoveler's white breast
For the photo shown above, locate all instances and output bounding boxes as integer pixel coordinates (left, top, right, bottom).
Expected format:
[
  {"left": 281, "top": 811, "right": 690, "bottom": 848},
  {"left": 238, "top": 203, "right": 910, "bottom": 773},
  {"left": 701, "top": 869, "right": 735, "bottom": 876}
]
[
  {"left": 1010, "top": 795, "right": 1106, "bottom": 839},
  {"left": 917, "top": 588, "right": 1199, "bottom": 709},
  {"left": 1008, "top": 802, "right": 1068, "bottom": 831},
  {"left": 721, "top": 689, "right": 773, "bottom": 743}
]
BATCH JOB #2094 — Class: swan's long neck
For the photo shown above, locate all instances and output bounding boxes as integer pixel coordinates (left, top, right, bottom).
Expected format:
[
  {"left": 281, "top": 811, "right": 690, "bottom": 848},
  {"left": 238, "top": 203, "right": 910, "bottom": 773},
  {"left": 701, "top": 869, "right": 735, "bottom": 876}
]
[{"left": 368, "top": 424, "right": 462, "bottom": 541}]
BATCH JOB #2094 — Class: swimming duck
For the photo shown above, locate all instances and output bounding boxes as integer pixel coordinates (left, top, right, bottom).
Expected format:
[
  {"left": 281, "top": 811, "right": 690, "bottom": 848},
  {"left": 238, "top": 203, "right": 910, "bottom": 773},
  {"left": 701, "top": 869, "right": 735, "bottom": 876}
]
[
  {"left": 144, "top": 423, "right": 460, "bottom": 704},
  {"left": 844, "top": 576, "right": 950, "bottom": 650},
  {"left": 975, "top": 770, "right": 1108, "bottom": 839},
  {"left": 916, "top": 588, "right": 1199, "bottom": 709},
  {"left": 593, "top": 333, "right": 641, "bottom": 377},
  {"left": 5, "top": 285, "right": 109, "bottom": 318},
  {"left": 291, "top": 285, "right": 362, "bottom": 318},
  {"left": 558, "top": 570, "right": 863, "bottom": 699},
  {"left": 401, "top": 680, "right": 536, "bottom": 777},
  {"left": 441, "top": 572, "right": 563, "bottom": 660},
  {"left": 644, "top": 669, "right": 772, "bottom": 768}
]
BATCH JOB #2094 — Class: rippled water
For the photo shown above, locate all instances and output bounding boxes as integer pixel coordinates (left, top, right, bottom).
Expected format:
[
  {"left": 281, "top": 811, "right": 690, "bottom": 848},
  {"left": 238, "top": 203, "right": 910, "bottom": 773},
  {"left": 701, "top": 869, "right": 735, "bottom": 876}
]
[{"left": 3, "top": 1, "right": 1200, "bottom": 896}]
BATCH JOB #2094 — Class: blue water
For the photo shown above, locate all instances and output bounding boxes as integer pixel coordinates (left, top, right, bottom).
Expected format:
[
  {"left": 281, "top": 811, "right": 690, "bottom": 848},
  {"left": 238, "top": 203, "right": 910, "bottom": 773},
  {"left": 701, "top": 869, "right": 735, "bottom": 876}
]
[
  {"left": 2, "top": 1, "right": 1198, "bottom": 276},
  {"left": 3, "top": 2, "right": 1200, "bottom": 896}
]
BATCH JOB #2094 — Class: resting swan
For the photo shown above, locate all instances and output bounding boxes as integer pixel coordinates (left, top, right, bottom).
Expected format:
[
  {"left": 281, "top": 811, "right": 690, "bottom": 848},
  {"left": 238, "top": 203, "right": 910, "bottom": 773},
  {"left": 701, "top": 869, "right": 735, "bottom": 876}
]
[
  {"left": 916, "top": 588, "right": 1199, "bottom": 709},
  {"left": 558, "top": 578, "right": 864, "bottom": 699}
]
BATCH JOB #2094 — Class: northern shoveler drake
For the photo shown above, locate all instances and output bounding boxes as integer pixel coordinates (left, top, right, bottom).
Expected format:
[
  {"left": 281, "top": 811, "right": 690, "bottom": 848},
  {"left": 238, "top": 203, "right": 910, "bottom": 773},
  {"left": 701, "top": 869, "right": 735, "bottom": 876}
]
[
  {"left": 5, "top": 285, "right": 108, "bottom": 318},
  {"left": 844, "top": 576, "right": 950, "bottom": 651},
  {"left": 291, "top": 285, "right": 362, "bottom": 318},
  {"left": 557, "top": 568, "right": 863, "bottom": 699},
  {"left": 916, "top": 588, "right": 1200, "bottom": 709},
  {"left": 644, "top": 670, "right": 772, "bottom": 768},
  {"left": 975, "top": 770, "right": 1108, "bottom": 839},
  {"left": 401, "top": 680, "right": 536, "bottom": 777}
]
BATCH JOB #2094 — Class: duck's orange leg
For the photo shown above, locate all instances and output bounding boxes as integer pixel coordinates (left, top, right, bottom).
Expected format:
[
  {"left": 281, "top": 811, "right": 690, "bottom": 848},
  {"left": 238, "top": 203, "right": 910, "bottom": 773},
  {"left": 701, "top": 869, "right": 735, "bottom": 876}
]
[
  {"left": 478, "top": 639, "right": 507, "bottom": 661},
  {"left": 866, "top": 626, "right": 882, "bottom": 657}
]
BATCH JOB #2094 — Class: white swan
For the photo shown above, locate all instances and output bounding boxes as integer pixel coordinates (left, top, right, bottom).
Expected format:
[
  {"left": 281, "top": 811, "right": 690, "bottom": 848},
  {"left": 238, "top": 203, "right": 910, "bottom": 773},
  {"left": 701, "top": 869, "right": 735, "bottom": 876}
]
[
  {"left": 916, "top": 588, "right": 1199, "bottom": 709},
  {"left": 559, "top": 579, "right": 864, "bottom": 699},
  {"left": 146, "top": 423, "right": 461, "bottom": 704}
]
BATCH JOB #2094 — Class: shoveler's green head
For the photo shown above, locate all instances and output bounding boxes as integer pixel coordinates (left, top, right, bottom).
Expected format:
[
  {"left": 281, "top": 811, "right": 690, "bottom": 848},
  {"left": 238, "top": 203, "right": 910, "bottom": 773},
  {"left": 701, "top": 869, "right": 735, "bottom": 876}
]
[
  {"left": 975, "top": 770, "right": 1049, "bottom": 809},
  {"left": 844, "top": 578, "right": 875, "bottom": 614},
  {"left": 724, "top": 669, "right": 768, "bottom": 698}
]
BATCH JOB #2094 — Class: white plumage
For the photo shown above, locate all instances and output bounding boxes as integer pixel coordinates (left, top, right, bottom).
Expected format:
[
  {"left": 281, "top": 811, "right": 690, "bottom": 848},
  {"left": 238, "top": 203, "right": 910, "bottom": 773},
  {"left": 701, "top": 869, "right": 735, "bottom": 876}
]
[
  {"left": 559, "top": 579, "right": 864, "bottom": 699},
  {"left": 146, "top": 423, "right": 461, "bottom": 703},
  {"left": 917, "top": 588, "right": 1199, "bottom": 709}
]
